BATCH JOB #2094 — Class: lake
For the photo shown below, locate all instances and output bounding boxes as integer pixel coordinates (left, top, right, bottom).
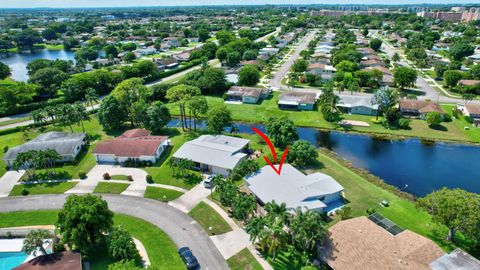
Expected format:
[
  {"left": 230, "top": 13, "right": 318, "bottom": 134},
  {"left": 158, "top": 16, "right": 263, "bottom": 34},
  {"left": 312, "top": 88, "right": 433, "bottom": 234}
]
[
  {"left": 0, "top": 49, "right": 75, "bottom": 82},
  {"left": 168, "top": 119, "right": 480, "bottom": 197}
]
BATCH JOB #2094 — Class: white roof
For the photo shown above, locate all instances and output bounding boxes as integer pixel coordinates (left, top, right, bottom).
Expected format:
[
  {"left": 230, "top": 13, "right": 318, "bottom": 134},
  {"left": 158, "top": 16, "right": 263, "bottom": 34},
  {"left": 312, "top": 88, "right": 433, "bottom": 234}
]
[
  {"left": 173, "top": 135, "right": 249, "bottom": 170},
  {"left": 245, "top": 164, "right": 344, "bottom": 211},
  {"left": 337, "top": 95, "right": 379, "bottom": 110}
]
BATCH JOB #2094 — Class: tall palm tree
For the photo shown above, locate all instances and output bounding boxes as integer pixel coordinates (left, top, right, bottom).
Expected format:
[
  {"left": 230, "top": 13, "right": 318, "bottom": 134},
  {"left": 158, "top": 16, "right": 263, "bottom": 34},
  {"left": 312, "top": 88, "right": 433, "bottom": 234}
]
[
  {"left": 22, "top": 229, "right": 52, "bottom": 256},
  {"left": 84, "top": 88, "right": 99, "bottom": 110},
  {"left": 246, "top": 216, "right": 268, "bottom": 242},
  {"left": 264, "top": 201, "right": 289, "bottom": 224},
  {"left": 259, "top": 217, "right": 287, "bottom": 261}
]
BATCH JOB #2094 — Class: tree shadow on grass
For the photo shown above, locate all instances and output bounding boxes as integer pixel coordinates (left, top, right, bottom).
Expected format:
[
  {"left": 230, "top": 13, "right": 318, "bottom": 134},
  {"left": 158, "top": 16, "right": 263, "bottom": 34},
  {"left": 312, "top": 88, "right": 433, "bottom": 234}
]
[{"left": 429, "top": 124, "right": 448, "bottom": 131}]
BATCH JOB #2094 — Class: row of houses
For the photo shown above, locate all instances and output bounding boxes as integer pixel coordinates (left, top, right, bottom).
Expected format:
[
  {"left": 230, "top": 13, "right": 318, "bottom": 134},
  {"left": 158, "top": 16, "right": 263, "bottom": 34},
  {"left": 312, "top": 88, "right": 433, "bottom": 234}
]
[{"left": 307, "top": 31, "right": 336, "bottom": 81}]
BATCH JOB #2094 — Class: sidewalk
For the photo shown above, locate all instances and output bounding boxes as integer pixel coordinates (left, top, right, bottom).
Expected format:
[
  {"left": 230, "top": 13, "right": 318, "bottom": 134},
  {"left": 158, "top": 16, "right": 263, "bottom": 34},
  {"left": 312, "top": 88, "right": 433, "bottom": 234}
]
[
  {"left": 168, "top": 183, "right": 210, "bottom": 213},
  {"left": 0, "top": 170, "right": 25, "bottom": 197}
]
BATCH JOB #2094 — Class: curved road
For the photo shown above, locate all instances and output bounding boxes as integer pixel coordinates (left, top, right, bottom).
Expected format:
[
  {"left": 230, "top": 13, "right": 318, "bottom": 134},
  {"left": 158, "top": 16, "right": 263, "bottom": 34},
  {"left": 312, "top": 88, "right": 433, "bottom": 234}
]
[{"left": 0, "top": 194, "right": 229, "bottom": 270}]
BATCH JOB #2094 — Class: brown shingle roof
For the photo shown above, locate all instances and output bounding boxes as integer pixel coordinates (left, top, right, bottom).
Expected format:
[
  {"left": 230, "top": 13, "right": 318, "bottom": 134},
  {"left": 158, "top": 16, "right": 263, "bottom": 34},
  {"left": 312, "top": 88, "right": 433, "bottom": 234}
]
[
  {"left": 94, "top": 129, "right": 168, "bottom": 157},
  {"left": 399, "top": 100, "right": 444, "bottom": 114},
  {"left": 321, "top": 217, "right": 445, "bottom": 270},
  {"left": 279, "top": 91, "right": 317, "bottom": 104},
  {"left": 459, "top": 80, "right": 480, "bottom": 87},
  {"left": 14, "top": 251, "right": 82, "bottom": 270},
  {"left": 466, "top": 104, "right": 480, "bottom": 115},
  {"left": 227, "top": 86, "right": 268, "bottom": 98}
]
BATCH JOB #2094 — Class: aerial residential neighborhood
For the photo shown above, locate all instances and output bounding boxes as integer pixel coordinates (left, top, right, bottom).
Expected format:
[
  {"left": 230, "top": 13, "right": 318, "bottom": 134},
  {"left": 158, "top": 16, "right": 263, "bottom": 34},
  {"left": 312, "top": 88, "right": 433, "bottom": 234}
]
[{"left": 1, "top": 1, "right": 480, "bottom": 270}]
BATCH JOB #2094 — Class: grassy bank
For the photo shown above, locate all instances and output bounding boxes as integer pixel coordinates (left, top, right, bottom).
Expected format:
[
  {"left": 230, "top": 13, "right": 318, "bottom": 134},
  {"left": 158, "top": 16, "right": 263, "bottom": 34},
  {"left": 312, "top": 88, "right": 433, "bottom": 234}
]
[
  {"left": 227, "top": 248, "right": 263, "bottom": 270},
  {"left": 93, "top": 182, "right": 130, "bottom": 194},
  {"left": 144, "top": 186, "right": 183, "bottom": 202},
  {"left": 188, "top": 201, "right": 232, "bottom": 236},
  {"left": 9, "top": 182, "right": 78, "bottom": 196}
]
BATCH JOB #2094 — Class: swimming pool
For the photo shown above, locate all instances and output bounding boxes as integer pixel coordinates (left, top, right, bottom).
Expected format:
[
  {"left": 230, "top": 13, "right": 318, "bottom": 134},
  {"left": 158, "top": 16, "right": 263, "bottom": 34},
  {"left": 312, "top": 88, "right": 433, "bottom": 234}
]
[{"left": 0, "top": 252, "right": 28, "bottom": 270}]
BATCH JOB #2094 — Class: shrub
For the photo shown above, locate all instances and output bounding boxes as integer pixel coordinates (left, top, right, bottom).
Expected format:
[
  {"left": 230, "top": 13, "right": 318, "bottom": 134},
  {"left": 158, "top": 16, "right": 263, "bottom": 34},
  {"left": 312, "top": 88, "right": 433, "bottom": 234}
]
[
  {"left": 366, "top": 208, "right": 376, "bottom": 215},
  {"left": 53, "top": 238, "right": 66, "bottom": 252},
  {"left": 3, "top": 146, "right": 8, "bottom": 153},
  {"left": 103, "top": 173, "right": 111, "bottom": 180},
  {"left": 146, "top": 175, "right": 153, "bottom": 184},
  {"left": 146, "top": 161, "right": 153, "bottom": 167},
  {"left": 337, "top": 206, "right": 352, "bottom": 220},
  {"left": 78, "top": 171, "right": 87, "bottom": 179},
  {"left": 398, "top": 118, "right": 411, "bottom": 129},
  {"left": 21, "top": 188, "right": 29, "bottom": 196},
  {"left": 443, "top": 114, "right": 452, "bottom": 122},
  {"left": 370, "top": 118, "right": 382, "bottom": 124},
  {"left": 127, "top": 175, "right": 133, "bottom": 182}
]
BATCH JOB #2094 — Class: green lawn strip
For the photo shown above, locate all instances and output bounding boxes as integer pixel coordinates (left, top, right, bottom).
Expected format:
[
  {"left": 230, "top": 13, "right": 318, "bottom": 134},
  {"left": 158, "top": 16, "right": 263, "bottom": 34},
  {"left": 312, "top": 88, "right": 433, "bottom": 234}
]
[
  {"left": 45, "top": 44, "right": 64, "bottom": 50},
  {"left": 188, "top": 201, "right": 232, "bottom": 236},
  {"left": 266, "top": 251, "right": 303, "bottom": 270},
  {"left": 0, "top": 211, "right": 184, "bottom": 270},
  {"left": 166, "top": 93, "right": 470, "bottom": 143},
  {"left": 93, "top": 182, "right": 130, "bottom": 194},
  {"left": 144, "top": 133, "right": 201, "bottom": 190},
  {"left": 9, "top": 181, "right": 78, "bottom": 196},
  {"left": 144, "top": 186, "right": 183, "bottom": 202},
  {"left": 227, "top": 248, "right": 263, "bottom": 270},
  {"left": 110, "top": 174, "right": 129, "bottom": 180},
  {"left": 315, "top": 151, "right": 454, "bottom": 252}
]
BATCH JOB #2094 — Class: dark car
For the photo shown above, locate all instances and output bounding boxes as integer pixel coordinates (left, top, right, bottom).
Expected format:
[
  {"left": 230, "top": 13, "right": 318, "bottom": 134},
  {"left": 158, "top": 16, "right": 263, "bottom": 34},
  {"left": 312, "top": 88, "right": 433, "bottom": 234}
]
[{"left": 178, "top": 247, "right": 199, "bottom": 269}]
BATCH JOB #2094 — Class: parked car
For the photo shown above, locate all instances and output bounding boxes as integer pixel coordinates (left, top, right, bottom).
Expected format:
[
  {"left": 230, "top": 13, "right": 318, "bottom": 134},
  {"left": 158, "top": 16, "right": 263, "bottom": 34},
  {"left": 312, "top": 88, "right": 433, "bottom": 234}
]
[
  {"left": 178, "top": 247, "right": 199, "bottom": 269},
  {"left": 204, "top": 175, "right": 215, "bottom": 189}
]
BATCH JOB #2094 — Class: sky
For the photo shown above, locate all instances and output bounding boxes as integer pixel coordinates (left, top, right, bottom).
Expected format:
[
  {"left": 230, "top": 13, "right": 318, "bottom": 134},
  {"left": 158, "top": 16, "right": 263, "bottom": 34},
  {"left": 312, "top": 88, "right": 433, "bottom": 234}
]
[{"left": 0, "top": 0, "right": 478, "bottom": 9}]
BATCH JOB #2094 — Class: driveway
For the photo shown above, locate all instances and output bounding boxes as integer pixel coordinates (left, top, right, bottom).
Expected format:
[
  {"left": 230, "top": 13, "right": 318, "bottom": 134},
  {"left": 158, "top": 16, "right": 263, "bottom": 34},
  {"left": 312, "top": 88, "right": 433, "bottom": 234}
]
[
  {"left": 169, "top": 182, "right": 211, "bottom": 213},
  {"left": 0, "top": 170, "right": 25, "bottom": 197},
  {"left": 66, "top": 165, "right": 148, "bottom": 196},
  {"left": 0, "top": 194, "right": 229, "bottom": 270}
]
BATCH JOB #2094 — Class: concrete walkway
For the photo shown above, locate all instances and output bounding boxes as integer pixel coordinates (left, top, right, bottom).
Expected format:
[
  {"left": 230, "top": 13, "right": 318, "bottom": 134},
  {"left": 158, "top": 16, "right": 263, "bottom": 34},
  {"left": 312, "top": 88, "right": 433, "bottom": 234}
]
[
  {"left": 168, "top": 182, "right": 211, "bottom": 213},
  {"left": 0, "top": 170, "right": 25, "bottom": 197}
]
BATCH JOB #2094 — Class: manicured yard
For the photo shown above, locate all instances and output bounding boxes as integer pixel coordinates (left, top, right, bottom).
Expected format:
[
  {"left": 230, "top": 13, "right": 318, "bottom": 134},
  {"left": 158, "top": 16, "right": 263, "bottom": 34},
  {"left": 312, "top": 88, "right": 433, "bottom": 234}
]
[
  {"left": 0, "top": 211, "right": 185, "bottom": 270},
  {"left": 227, "top": 248, "right": 263, "bottom": 270},
  {"left": 166, "top": 92, "right": 472, "bottom": 143},
  {"left": 144, "top": 132, "right": 203, "bottom": 190},
  {"left": 9, "top": 182, "right": 78, "bottom": 196},
  {"left": 144, "top": 186, "right": 183, "bottom": 202},
  {"left": 441, "top": 104, "right": 480, "bottom": 143},
  {"left": 188, "top": 201, "right": 232, "bottom": 236},
  {"left": 93, "top": 182, "right": 130, "bottom": 194}
]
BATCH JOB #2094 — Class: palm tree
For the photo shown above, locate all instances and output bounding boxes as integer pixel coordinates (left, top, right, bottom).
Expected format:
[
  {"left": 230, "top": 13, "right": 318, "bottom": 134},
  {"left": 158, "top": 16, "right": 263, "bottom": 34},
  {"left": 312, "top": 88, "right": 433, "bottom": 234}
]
[
  {"left": 84, "top": 88, "right": 99, "bottom": 110},
  {"left": 259, "top": 217, "right": 287, "bottom": 261},
  {"left": 289, "top": 208, "right": 327, "bottom": 253},
  {"left": 246, "top": 216, "right": 268, "bottom": 242},
  {"left": 72, "top": 102, "right": 90, "bottom": 133},
  {"left": 22, "top": 229, "right": 52, "bottom": 256},
  {"left": 264, "top": 201, "right": 289, "bottom": 224}
]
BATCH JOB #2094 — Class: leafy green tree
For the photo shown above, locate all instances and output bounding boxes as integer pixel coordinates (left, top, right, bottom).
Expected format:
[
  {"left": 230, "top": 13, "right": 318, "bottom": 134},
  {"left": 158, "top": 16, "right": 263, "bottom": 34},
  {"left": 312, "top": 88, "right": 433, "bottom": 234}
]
[
  {"left": 56, "top": 194, "right": 114, "bottom": 253},
  {"left": 0, "top": 83, "right": 36, "bottom": 112},
  {"left": 29, "top": 67, "right": 69, "bottom": 97},
  {"left": 75, "top": 47, "right": 99, "bottom": 62},
  {"left": 108, "top": 226, "right": 140, "bottom": 261},
  {"left": 287, "top": 140, "right": 318, "bottom": 167},
  {"left": 206, "top": 104, "right": 232, "bottom": 134},
  {"left": 0, "top": 62, "right": 10, "bottom": 80},
  {"left": 56, "top": 103, "right": 78, "bottom": 132},
  {"left": 232, "top": 193, "right": 257, "bottom": 222},
  {"left": 289, "top": 209, "right": 326, "bottom": 253},
  {"left": 449, "top": 43, "right": 474, "bottom": 61},
  {"left": 335, "top": 60, "right": 358, "bottom": 73},
  {"left": 22, "top": 229, "right": 52, "bottom": 256},
  {"left": 145, "top": 101, "right": 171, "bottom": 132},
  {"left": 417, "top": 188, "right": 480, "bottom": 242},
  {"left": 393, "top": 67, "right": 417, "bottom": 90},
  {"left": 198, "top": 28, "right": 210, "bottom": 42},
  {"left": 216, "top": 30, "right": 236, "bottom": 46},
  {"left": 392, "top": 52, "right": 400, "bottom": 63},
  {"left": 123, "top": 52, "right": 136, "bottom": 63},
  {"left": 443, "top": 70, "right": 464, "bottom": 88},
  {"left": 242, "top": 49, "right": 258, "bottom": 61},
  {"left": 187, "top": 96, "right": 208, "bottom": 131},
  {"left": 425, "top": 112, "right": 442, "bottom": 127},
  {"left": 434, "top": 62, "right": 448, "bottom": 79},
  {"left": 122, "top": 43, "right": 137, "bottom": 51},
  {"left": 166, "top": 84, "right": 201, "bottom": 131},
  {"left": 226, "top": 51, "right": 241, "bottom": 67},
  {"left": 107, "top": 260, "right": 140, "bottom": 270},
  {"left": 42, "top": 28, "right": 57, "bottom": 40},
  {"left": 371, "top": 87, "right": 399, "bottom": 120},
  {"left": 229, "top": 159, "right": 259, "bottom": 181},
  {"left": 238, "top": 64, "right": 260, "bottom": 86},
  {"left": 266, "top": 116, "right": 299, "bottom": 148},
  {"left": 111, "top": 78, "right": 151, "bottom": 126},
  {"left": 14, "top": 29, "right": 42, "bottom": 50},
  {"left": 238, "top": 28, "right": 255, "bottom": 40},
  {"left": 318, "top": 82, "right": 340, "bottom": 122},
  {"left": 104, "top": 45, "right": 119, "bottom": 58},
  {"left": 216, "top": 47, "right": 228, "bottom": 64},
  {"left": 292, "top": 59, "right": 308, "bottom": 73},
  {"left": 98, "top": 95, "right": 128, "bottom": 131},
  {"left": 183, "top": 67, "right": 227, "bottom": 94},
  {"left": 369, "top": 38, "right": 382, "bottom": 51}
]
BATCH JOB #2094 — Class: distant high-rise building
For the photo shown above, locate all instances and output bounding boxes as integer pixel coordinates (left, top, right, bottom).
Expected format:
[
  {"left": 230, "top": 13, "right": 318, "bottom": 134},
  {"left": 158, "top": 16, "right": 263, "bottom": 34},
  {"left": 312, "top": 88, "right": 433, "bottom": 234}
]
[
  {"left": 451, "top": 7, "right": 466, "bottom": 12},
  {"left": 338, "top": 6, "right": 368, "bottom": 12},
  {"left": 407, "top": 7, "right": 429, "bottom": 13}
]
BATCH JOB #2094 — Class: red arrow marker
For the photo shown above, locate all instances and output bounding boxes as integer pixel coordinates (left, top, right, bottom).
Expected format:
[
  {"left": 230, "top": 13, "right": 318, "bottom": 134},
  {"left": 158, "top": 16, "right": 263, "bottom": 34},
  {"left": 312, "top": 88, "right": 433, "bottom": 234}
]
[{"left": 251, "top": 127, "right": 288, "bottom": 175}]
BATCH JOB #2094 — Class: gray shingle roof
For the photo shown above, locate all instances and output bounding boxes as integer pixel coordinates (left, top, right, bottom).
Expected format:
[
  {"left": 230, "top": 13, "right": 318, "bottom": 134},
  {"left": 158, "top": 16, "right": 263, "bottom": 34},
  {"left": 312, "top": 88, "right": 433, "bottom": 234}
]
[
  {"left": 245, "top": 164, "right": 344, "bottom": 211},
  {"left": 172, "top": 135, "right": 249, "bottom": 170},
  {"left": 3, "top": 132, "right": 85, "bottom": 160},
  {"left": 337, "top": 95, "right": 379, "bottom": 110},
  {"left": 430, "top": 248, "right": 480, "bottom": 270}
]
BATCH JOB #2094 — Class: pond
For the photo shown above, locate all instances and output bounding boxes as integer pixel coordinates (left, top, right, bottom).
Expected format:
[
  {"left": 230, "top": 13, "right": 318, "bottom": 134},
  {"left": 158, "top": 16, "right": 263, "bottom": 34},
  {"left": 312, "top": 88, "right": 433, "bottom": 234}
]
[
  {"left": 0, "top": 49, "right": 75, "bottom": 82},
  {"left": 168, "top": 119, "right": 480, "bottom": 197}
]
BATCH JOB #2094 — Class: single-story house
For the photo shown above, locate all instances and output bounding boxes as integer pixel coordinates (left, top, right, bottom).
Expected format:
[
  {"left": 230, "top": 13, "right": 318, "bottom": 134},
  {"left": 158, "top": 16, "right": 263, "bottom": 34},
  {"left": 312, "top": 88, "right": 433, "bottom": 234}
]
[
  {"left": 320, "top": 216, "right": 446, "bottom": 270},
  {"left": 172, "top": 135, "right": 250, "bottom": 176},
  {"left": 14, "top": 251, "right": 82, "bottom": 270},
  {"left": 430, "top": 248, "right": 480, "bottom": 270},
  {"left": 307, "top": 63, "right": 336, "bottom": 80},
  {"left": 3, "top": 132, "right": 86, "bottom": 168},
  {"left": 337, "top": 95, "right": 379, "bottom": 116},
  {"left": 278, "top": 91, "right": 318, "bottom": 111},
  {"left": 226, "top": 86, "right": 269, "bottom": 104},
  {"left": 135, "top": 47, "right": 157, "bottom": 56},
  {"left": 94, "top": 129, "right": 169, "bottom": 164},
  {"left": 173, "top": 52, "right": 190, "bottom": 62},
  {"left": 399, "top": 100, "right": 444, "bottom": 119},
  {"left": 259, "top": 47, "right": 279, "bottom": 56},
  {"left": 458, "top": 79, "right": 480, "bottom": 87},
  {"left": 457, "top": 103, "right": 480, "bottom": 126},
  {"left": 245, "top": 164, "right": 344, "bottom": 213},
  {"left": 163, "top": 37, "right": 180, "bottom": 47},
  {"left": 155, "top": 57, "right": 179, "bottom": 70}
]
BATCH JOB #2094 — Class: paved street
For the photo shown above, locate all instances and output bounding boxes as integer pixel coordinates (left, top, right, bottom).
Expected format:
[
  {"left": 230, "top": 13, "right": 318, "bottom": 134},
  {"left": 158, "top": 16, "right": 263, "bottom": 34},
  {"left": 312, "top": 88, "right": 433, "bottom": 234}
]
[
  {"left": 0, "top": 170, "right": 25, "bottom": 197},
  {"left": 0, "top": 194, "right": 229, "bottom": 270}
]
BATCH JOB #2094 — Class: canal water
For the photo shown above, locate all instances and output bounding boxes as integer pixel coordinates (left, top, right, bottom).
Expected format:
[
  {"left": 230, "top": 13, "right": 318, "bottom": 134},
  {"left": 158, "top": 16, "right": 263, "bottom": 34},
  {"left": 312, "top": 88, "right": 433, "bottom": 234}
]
[
  {"left": 0, "top": 49, "right": 75, "bottom": 82},
  {"left": 168, "top": 119, "right": 480, "bottom": 197}
]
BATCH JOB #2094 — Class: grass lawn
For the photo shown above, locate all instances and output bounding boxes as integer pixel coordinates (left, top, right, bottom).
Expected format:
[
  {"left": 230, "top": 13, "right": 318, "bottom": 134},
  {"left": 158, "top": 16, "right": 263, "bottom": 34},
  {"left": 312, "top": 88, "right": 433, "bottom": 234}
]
[
  {"left": 45, "top": 44, "right": 64, "bottom": 50},
  {"left": 227, "top": 248, "right": 263, "bottom": 270},
  {"left": 144, "top": 186, "right": 183, "bottom": 202},
  {"left": 110, "top": 175, "right": 129, "bottom": 180},
  {"left": 166, "top": 92, "right": 471, "bottom": 143},
  {"left": 93, "top": 182, "right": 130, "bottom": 194},
  {"left": 188, "top": 201, "right": 232, "bottom": 236},
  {"left": 441, "top": 104, "right": 480, "bottom": 143},
  {"left": 0, "top": 211, "right": 185, "bottom": 270},
  {"left": 144, "top": 132, "right": 203, "bottom": 190},
  {"left": 9, "top": 182, "right": 78, "bottom": 196}
]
